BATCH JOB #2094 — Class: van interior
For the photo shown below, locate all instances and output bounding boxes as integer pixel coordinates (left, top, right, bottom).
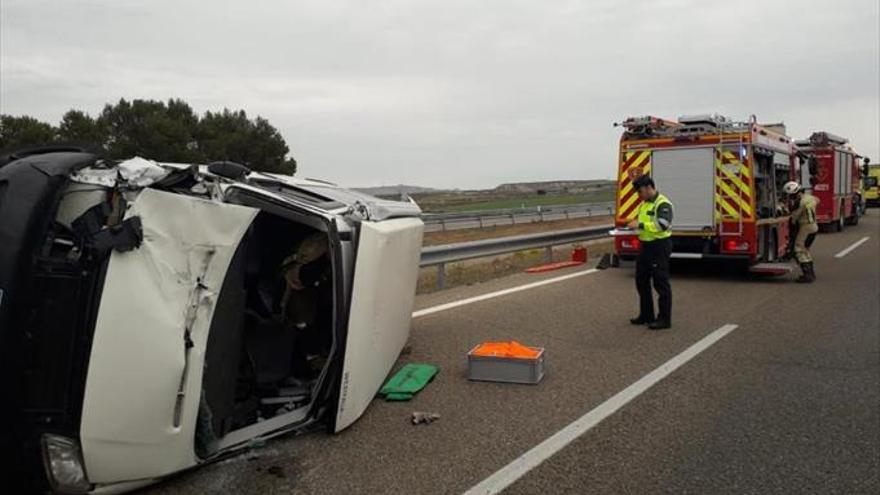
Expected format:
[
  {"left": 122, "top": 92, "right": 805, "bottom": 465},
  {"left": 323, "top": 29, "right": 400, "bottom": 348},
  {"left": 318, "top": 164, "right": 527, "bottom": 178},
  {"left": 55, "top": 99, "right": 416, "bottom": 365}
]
[{"left": 198, "top": 211, "right": 334, "bottom": 456}]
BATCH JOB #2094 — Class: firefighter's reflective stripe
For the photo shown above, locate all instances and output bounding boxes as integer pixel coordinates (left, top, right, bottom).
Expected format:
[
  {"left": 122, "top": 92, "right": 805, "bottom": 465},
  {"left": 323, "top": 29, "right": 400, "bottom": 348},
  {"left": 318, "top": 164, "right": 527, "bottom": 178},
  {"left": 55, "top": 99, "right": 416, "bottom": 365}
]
[
  {"left": 714, "top": 149, "right": 753, "bottom": 220},
  {"left": 616, "top": 150, "right": 652, "bottom": 221}
]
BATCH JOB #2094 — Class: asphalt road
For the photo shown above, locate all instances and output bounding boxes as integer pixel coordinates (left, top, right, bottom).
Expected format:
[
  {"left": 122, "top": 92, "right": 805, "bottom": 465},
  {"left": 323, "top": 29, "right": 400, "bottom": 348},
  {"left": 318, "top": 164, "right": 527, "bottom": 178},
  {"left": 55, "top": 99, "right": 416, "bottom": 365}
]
[{"left": 148, "top": 213, "right": 879, "bottom": 495}]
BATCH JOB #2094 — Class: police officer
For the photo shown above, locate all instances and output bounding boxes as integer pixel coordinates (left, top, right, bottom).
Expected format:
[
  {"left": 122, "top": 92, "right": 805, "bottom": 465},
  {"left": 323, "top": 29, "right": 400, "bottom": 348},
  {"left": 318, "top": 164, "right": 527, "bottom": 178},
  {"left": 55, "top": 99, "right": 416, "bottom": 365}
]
[
  {"left": 627, "top": 175, "right": 674, "bottom": 330},
  {"left": 782, "top": 181, "right": 819, "bottom": 283}
]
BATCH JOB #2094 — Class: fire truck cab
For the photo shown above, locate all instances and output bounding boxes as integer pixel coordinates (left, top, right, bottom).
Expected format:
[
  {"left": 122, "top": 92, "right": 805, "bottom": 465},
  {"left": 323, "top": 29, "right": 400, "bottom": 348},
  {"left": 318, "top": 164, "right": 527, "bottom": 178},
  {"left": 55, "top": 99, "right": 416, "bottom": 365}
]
[
  {"left": 794, "top": 132, "right": 865, "bottom": 231},
  {"left": 614, "top": 114, "right": 798, "bottom": 267}
]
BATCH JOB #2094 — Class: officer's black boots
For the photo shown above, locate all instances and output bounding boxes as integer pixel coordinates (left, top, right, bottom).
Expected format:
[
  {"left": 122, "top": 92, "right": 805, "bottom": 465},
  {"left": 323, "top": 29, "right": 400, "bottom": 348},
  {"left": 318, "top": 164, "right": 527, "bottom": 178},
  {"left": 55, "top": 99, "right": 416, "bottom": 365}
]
[
  {"left": 648, "top": 320, "right": 671, "bottom": 330},
  {"left": 630, "top": 316, "right": 654, "bottom": 325},
  {"left": 796, "top": 262, "right": 816, "bottom": 283}
]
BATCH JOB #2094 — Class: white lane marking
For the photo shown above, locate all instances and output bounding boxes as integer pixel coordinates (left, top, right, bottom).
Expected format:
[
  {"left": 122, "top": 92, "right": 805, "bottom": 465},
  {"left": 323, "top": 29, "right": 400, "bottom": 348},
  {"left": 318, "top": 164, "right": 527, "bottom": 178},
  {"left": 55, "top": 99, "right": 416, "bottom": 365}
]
[
  {"left": 834, "top": 236, "right": 870, "bottom": 258},
  {"left": 412, "top": 269, "right": 599, "bottom": 319},
  {"left": 463, "top": 323, "right": 740, "bottom": 495}
]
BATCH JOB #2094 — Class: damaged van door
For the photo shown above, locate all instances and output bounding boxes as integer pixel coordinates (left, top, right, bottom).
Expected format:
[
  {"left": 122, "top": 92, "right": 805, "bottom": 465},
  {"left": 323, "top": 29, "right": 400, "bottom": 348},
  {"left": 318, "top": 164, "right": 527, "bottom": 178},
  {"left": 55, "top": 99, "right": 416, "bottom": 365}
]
[
  {"left": 218, "top": 183, "right": 425, "bottom": 435},
  {"left": 334, "top": 217, "right": 423, "bottom": 431},
  {"left": 79, "top": 188, "right": 258, "bottom": 483},
  {"left": 218, "top": 183, "right": 424, "bottom": 434}
]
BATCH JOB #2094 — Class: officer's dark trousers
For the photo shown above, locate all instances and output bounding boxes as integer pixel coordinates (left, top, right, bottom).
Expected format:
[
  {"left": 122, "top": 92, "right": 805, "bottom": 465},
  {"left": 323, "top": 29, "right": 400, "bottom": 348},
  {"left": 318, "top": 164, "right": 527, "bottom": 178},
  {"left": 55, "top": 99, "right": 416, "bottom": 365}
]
[{"left": 635, "top": 238, "right": 672, "bottom": 323}]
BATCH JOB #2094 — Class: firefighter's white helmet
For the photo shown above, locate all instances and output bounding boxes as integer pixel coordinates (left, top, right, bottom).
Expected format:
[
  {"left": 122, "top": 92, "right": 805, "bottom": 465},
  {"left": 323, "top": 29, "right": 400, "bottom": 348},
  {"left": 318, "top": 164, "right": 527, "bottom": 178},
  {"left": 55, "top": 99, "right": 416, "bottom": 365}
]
[{"left": 782, "top": 181, "right": 802, "bottom": 195}]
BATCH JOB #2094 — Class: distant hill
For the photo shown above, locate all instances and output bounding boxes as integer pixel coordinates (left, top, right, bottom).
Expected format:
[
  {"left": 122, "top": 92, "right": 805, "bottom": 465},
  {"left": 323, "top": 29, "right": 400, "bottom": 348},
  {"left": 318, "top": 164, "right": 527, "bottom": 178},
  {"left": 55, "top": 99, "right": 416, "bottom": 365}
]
[
  {"left": 494, "top": 180, "right": 615, "bottom": 194},
  {"left": 355, "top": 180, "right": 614, "bottom": 199},
  {"left": 354, "top": 184, "right": 443, "bottom": 197}
]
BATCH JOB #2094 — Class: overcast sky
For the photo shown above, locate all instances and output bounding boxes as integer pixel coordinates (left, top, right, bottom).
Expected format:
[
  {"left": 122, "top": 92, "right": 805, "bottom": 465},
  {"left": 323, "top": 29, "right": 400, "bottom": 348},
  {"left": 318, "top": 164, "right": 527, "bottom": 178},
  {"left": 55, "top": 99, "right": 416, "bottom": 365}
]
[{"left": 1, "top": 0, "right": 878, "bottom": 188}]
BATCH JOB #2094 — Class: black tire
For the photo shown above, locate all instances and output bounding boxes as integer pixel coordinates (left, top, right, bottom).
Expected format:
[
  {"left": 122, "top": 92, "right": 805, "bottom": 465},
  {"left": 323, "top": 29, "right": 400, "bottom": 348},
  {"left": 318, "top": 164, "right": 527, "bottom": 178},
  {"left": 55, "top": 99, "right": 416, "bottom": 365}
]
[{"left": 851, "top": 212, "right": 860, "bottom": 225}]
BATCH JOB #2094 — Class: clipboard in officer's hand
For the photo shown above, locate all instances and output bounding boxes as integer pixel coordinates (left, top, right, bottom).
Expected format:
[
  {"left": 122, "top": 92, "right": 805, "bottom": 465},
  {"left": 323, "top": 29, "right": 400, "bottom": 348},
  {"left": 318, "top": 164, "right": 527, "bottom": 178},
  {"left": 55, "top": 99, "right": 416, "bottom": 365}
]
[{"left": 608, "top": 227, "right": 636, "bottom": 236}]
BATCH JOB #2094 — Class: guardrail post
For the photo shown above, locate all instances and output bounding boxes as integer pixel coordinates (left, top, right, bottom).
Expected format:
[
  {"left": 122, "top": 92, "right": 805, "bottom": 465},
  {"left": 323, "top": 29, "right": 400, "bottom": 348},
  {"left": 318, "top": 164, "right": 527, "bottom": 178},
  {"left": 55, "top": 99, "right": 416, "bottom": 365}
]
[
  {"left": 478, "top": 216, "right": 484, "bottom": 228},
  {"left": 544, "top": 246, "right": 553, "bottom": 262},
  {"left": 510, "top": 213, "right": 516, "bottom": 225},
  {"left": 440, "top": 219, "right": 446, "bottom": 231},
  {"left": 437, "top": 263, "right": 446, "bottom": 290}
]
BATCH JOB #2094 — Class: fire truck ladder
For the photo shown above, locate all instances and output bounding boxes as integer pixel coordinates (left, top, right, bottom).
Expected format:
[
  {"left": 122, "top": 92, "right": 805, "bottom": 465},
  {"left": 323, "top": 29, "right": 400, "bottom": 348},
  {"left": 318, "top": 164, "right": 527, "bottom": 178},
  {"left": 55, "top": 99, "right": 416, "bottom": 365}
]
[{"left": 716, "top": 123, "right": 745, "bottom": 236}]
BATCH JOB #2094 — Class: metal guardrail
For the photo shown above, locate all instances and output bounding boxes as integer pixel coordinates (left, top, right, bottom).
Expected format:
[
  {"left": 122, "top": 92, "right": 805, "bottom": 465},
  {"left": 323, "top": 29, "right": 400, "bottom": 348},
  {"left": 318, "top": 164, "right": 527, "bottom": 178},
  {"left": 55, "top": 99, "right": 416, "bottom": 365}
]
[
  {"left": 421, "top": 202, "right": 616, "bottom": 232},
  {"left": 420, "top": 224, "right": 613, "bottom": 289}
]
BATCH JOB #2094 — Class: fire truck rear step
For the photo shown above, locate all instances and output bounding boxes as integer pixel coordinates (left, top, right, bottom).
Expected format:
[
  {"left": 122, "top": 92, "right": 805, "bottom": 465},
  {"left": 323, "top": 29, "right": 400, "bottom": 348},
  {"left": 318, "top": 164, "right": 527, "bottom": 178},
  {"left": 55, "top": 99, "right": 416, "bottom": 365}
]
[{"left": 748, "top": 262, "right": 793, "bottom": 275}]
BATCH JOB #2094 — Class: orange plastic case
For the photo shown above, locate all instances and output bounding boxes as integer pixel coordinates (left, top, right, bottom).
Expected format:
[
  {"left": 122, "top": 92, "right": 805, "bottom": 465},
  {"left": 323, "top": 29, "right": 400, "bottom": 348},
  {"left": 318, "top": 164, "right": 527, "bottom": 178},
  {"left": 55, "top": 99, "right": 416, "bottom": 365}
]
[{"left": 471, "top": 341, "right": 541, "bottom": 359}]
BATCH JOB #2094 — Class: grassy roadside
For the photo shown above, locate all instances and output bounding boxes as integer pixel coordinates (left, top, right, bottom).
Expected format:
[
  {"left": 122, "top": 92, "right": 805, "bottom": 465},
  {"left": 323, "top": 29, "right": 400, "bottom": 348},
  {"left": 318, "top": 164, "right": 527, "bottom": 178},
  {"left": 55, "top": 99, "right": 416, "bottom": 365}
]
[
  {"left": 432, "top": 191, "right": 615, "bottom": 212},
  {"left": 417, "top": 215, "right": 616, "bottom": 294},
  {"left": 416, "top": 237, "right": 614, "bottom": 294},
  {"left": 423, "top": 215, "right": 613, "bottom": 246}
]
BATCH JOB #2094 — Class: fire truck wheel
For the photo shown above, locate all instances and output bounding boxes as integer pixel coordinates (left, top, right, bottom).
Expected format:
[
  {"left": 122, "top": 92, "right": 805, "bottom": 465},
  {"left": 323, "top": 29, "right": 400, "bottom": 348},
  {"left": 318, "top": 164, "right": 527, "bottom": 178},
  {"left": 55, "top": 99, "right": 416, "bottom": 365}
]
[
  {"left": 835, "top": 212, "right": 845, "bottom": 232},
  {"left": 845, "top": 214, "right": 858, "bottom": 226}
]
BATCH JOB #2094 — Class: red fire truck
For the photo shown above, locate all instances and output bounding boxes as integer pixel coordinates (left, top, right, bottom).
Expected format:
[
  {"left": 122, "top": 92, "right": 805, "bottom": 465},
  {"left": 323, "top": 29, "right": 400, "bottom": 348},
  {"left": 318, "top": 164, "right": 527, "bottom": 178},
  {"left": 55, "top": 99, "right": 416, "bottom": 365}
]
[
  {"left": 613, "top": 114, "right": 798, "bottom": 270},
  {"left": 794, "top": 132, "right": 864, "bottom": 231}
]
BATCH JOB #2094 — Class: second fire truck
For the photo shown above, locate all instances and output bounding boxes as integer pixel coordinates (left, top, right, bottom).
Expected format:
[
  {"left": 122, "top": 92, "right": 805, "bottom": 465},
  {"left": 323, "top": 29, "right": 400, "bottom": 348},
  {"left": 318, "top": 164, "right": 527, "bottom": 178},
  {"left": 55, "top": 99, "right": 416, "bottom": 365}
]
[{"left": 794, "top": 131, "right": 867, "bottom": 231}]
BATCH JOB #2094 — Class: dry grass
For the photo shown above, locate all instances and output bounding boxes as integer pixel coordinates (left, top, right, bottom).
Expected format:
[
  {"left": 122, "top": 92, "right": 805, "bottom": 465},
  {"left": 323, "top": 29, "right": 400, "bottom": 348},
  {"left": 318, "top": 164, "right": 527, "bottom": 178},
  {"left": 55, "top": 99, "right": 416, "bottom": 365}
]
[
  {"left": 416, "top": 214, "right": 616, "bottom": 293},
  {"left": 422, "top": 215, "right": 613, "bottom": 246},
  {"left": 417, "top": 238, "right": 615, "bottom": 294}
]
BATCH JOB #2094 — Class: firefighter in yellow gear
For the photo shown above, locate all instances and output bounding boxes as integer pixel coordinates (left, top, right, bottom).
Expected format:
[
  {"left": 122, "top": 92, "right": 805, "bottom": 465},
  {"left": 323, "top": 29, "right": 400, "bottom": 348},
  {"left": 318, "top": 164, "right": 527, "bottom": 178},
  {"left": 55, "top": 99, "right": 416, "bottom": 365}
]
[{"left": 782, "top": 181, "right": 819, "bottom": 283}]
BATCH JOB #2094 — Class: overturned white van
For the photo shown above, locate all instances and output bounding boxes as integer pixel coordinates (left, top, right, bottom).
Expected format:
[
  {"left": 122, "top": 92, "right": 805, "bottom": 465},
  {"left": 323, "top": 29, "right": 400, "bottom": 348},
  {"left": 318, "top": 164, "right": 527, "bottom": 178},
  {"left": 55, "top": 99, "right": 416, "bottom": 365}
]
[{"left": 0, "top": 148, "right": 424, "bottom": 494}]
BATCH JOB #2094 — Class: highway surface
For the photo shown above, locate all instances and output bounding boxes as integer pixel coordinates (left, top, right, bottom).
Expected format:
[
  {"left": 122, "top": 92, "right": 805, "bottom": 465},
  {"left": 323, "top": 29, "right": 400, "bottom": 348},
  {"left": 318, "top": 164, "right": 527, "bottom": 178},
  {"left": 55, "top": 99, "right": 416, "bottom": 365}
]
[{"left": 149, "top": 213, "right": 879, "bottom": 495}]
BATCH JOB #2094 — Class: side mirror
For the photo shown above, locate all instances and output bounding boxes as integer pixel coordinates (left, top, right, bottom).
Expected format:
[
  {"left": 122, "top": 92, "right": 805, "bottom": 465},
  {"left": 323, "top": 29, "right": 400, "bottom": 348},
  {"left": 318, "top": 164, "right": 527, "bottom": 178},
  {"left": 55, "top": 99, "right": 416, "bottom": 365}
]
[
  {"left": 808, "top": 156, "right": 818, "bottom": 175},
  {"left": 207, "top": 161, "right": 251, "bottom": 181}
]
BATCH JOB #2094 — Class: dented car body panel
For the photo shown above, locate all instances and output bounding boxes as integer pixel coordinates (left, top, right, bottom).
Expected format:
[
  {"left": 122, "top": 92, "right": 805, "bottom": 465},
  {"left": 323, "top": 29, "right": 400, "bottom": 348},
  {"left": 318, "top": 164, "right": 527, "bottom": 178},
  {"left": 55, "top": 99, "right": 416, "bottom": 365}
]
[
  {"left": 80, "top": 189, "right": 258, "bottom": 483},
  {"left": 0, "top": 151, "right": 424, "bottom": 494}
]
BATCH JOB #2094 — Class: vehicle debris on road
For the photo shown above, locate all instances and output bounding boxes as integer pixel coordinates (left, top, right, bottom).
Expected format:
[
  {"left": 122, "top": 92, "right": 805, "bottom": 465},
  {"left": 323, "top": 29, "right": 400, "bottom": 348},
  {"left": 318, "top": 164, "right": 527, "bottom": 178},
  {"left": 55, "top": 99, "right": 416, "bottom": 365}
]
[
  {"left": 411, "top": 412, "right": 441, "bottom": 425},
  {"left": 379, "top": 363, "right": 440, "bottom": 401}
]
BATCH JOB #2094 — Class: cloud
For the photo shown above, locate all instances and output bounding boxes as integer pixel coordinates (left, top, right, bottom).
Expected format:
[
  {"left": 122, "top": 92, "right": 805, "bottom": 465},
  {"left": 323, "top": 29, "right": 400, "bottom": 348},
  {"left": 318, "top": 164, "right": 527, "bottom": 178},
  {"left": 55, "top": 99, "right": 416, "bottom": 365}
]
[{"left": 2, "top": 0, "right": 877, "bottom": 188}]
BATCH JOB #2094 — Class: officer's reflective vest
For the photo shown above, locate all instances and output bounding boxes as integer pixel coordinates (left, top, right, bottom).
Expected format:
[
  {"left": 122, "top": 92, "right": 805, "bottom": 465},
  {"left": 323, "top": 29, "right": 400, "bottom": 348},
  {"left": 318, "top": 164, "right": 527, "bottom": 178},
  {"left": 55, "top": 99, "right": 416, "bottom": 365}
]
[{"left": 637, "top": 193, "right": 673, "bottom": 242}]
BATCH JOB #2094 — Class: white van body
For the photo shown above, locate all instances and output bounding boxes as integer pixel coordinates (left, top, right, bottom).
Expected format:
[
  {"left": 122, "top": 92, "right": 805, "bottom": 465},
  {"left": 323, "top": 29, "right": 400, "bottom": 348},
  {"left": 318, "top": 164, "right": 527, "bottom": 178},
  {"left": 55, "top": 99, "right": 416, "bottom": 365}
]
[{"left": 0, "top": 153, "right": 423, "bottom": 494}]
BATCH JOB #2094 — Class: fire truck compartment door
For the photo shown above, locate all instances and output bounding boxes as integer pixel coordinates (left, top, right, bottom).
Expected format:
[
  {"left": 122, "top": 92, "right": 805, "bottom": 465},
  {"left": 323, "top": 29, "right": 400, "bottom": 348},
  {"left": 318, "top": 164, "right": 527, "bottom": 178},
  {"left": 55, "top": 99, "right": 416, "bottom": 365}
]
[{"left": 651, "top": 147, "right": 715, "bottom": 230}]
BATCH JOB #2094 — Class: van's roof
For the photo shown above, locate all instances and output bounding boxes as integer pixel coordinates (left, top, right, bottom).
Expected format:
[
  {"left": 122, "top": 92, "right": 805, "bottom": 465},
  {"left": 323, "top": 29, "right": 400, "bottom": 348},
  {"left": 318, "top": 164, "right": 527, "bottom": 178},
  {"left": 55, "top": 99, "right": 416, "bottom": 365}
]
[{"left": 156, "top": 160, "right": 423, "bottom": 221}]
